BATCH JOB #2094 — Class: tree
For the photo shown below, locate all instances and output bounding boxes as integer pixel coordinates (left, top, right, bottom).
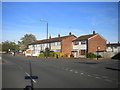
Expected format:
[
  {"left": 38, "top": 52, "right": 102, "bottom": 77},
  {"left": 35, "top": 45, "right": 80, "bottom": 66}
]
[
  {"left": 44, "top": 48, "right": 50, "bottom": 58},
  {"left": 20, "top": 34, "right": 36, "bottom": 50},
  {"left": 2, "top": 41, "right": 19, "bottom": 53}
]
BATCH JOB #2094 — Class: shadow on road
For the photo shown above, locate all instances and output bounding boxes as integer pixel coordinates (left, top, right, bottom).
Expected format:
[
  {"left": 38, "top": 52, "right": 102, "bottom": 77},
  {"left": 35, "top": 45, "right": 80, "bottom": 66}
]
[
  {"left": 105, "top": 67, "right": 120, "bottom": 71},
  {"left": 74, "top": 62, "right": 99, "bottom": 64}
]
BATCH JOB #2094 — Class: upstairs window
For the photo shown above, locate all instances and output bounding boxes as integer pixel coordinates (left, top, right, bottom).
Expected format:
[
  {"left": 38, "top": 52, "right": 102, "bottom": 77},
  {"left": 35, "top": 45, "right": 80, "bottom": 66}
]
[
  {"left": 73, "top": 41, "right": 79, "bottom": 45},
  {"left": 81, "top": 41, "right": 86, "bottom": 45}
]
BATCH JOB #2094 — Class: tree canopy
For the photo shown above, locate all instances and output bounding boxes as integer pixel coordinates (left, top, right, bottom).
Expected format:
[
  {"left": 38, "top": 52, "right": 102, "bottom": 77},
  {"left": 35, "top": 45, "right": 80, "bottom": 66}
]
[
  {"left": 2, "top": 41, "right": 19, "bottom": 52},
  {"left": 20, "top": 34, "right": 36, "bottom": 50}
]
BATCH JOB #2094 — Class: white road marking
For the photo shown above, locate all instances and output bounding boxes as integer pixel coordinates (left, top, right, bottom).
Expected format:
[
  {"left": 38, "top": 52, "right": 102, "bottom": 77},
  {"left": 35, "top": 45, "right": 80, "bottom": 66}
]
[
  {"left": 74, "top": 71, "right": 78, "bottom": 73},
  {"left": 95, "top": 77, "right": 101, "bottom": 79},
  {"left": 87, "top": 75, "right": 91, "bottom": 76},
  {"left": 104, "top": 79, "right": 112, "bottom": 82},
  {"left": 25, "top": 72, "right": 37, "bottom": 83},
  {"left": 81, "top": 73, "right": 84, "bottom": 75},
  {"left": 101, "top": 76, "right": 108, "bottom": 79},
  {"left": 69, "top": 69, "right": 73, "bottom": 72}
]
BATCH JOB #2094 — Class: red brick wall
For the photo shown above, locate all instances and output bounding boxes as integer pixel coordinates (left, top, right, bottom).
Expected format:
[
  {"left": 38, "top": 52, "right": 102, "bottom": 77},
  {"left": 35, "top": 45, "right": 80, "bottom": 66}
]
[
  {"left": 88, "top": 34, "right": 106, "bottom": 53},
  {"left": 62, "top": 36, "right": 77, "bottom": 57}
]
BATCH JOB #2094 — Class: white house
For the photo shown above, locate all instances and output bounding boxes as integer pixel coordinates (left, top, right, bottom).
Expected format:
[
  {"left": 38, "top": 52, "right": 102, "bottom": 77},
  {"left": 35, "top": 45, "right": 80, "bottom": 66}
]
[{"left": 107, "top": 42, "right": 120, "bottom": 53}]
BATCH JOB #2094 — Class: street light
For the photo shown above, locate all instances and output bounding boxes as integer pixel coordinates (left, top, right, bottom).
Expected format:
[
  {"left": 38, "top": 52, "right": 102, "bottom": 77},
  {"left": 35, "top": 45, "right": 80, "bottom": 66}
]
[
  {"left": 40, "top": 19, "right": 49, "bottom": 58},
  {"left": 40, "top": 19, "right": 48, "bottom": 40}
]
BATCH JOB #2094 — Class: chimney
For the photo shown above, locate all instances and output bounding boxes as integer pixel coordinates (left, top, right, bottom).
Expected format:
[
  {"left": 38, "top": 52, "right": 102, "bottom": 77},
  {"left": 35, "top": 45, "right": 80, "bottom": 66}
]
[
  {"left": 49, "top": 35, "right": 51, "bottom": 39},
  {"left": 58, "top": 34, "right": 60, "bottom": 38},
  {"left": 69, "top": 32, "right": 72, "bottom": 35},
  {"left": 93, "top": 30, "right": 96, "bottom": 34}
]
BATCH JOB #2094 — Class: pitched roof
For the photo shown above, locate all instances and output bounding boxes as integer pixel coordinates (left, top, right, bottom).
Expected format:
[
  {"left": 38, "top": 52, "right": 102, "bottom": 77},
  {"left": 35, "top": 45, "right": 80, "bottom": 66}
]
[
  {"left": 73, "top": 34, "right": 96, "bottom": 41},
  {"left": 107, "top": 43, "right": 120, "bottom": 47},
  {"left": 29, "top": 35, "right": 76, "bottom": 45}
]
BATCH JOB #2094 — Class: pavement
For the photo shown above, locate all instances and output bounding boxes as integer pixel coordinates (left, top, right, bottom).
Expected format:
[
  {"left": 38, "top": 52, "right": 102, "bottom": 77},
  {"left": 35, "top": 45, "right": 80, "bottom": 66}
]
[{"left": 2, "top": 54, "right": 120, "bottom": 89}]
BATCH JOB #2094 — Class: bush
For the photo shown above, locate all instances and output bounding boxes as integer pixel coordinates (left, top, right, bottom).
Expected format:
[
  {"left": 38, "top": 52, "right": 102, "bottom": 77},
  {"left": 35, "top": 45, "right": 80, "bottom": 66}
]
[
  {"left": 49, "top": 52, "right": 55, "bottom": 57},
  {"left": 54, "top": 52, "right": 64, "bottom": 57},
  {"left": 86, "top": 53, "right": 102, "bottom": 58},
  {"left": 44, "top": 48, "right": 50, "bottom": 57},
  {"left": 39, "top": 53, "right": 45, "bottom": 57},
  {"left": 86, "top": 53, "right": 97, "bottom": 58},
  {"left": 97, "top": 55, "right": 102, "bottom": 58}
]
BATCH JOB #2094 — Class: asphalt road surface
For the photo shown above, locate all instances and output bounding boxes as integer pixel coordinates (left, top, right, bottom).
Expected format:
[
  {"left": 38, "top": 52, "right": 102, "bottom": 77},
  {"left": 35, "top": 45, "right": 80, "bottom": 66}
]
[{"left": 2, "top": 54, "right": 120, "bottom": 88}]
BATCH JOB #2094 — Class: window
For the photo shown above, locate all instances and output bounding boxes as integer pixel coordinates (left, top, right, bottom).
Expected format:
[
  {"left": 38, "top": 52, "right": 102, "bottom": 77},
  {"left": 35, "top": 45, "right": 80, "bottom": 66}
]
[
  {"left": 81, "top": 41, "right": 86, "bottom": 45},
  {"left": 51, "top": 42, "right": 55, "bottom": 46},
  {"left": 73, "top": 41, "right": 79, "bottom": 45},
  {"left": 80, "top": 50, "right": 86, "bottom": 55},
  {"left": 57, "top": 42, "right": 61, "bottom": 45}
]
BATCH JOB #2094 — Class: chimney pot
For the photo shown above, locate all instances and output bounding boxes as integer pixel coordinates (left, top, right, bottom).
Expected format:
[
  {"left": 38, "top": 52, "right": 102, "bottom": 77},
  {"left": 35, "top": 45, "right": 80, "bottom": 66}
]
[
  {"left": 93, "top": 30, "right": 96, "bottom": 34},
  {"left": 58, "top": 34, "right": 60, "bottom": 38},
  {"left": 49, "top": 35, "right": 51, "bottom": 39},
  {"left": 69, "top": 32, "right": 72, "bottom": 35}
]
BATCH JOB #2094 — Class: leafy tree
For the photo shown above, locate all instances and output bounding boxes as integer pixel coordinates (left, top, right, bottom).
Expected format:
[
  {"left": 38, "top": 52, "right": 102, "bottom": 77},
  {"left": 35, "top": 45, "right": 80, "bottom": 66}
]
[
  {"left": 44, "top": 48, "right": 50, "bottom": 57},
  {"left": 20, "top": 34, "right": 36, "bottom": 50},
  {"left": 2, "top": 41, "right": 19, "bottom": 53}
]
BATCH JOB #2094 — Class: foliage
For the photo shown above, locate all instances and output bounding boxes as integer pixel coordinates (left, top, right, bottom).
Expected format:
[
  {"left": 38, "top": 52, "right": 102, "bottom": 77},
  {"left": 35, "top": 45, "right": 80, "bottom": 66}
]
[
  {"left": 2, "top": 41, "right": 19, "bottom": 53},
  {"left": 54, "top": 52, "right": 64, "bottom": 57},
  {"left": 86, "top": 53, "right": 102, "bottom": 58},
  {"left": 97, "top": 55, "right": 102, "bottom": 58},
  {"left": 39, "top": 50, "right": 65, "bottom": 58},
  {"left": 44, "top": 48, "right": 50, "bottom": 57},
  {"left": 20, "top": 34, "right": 36, "bottom": 50},
  {"left": 39, "top": 53, "right": 45, "bottom": 57},
  {"left": 49, "top": 52, "right": 55, "bottom": 57},
  {"left": 86, "top": 53, "right": 97, "bottom": 58}
]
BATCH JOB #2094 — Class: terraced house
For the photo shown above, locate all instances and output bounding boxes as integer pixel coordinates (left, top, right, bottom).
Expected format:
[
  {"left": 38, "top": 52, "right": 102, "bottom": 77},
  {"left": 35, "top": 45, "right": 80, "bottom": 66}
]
[
  {"left": 72, "top": 31, "right": 106, "bottom": 57},
  {"left": 26, "top": 32, "right": 77, "bottom": 57},
  {"left": 26, "top": 31, "right": 106, "bottom": 58}
]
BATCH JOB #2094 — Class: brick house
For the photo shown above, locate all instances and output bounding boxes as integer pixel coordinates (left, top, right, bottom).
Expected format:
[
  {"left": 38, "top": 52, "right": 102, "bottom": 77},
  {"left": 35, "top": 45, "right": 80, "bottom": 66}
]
[
  {"left": 72, "top": 31, "right": 106, "bottom": 57},
  {"left": 26, "top": 32, "right": 77, "bottom": 57}
]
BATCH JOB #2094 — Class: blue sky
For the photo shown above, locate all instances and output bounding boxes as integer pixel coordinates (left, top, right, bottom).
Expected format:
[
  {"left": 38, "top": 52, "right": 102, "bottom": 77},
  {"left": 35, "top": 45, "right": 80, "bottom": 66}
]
[{"left": 2, "top": 2, "right": 118, "bottom": 43}]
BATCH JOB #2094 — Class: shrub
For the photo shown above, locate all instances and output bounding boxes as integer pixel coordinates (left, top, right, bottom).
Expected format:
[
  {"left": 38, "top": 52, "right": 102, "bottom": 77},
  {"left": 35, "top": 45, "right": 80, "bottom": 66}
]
[
  {"left": 44, "top": 48, "right": 50, "bottom": 57},
  {"left": 86, "top": 53, "right": 102, "bottom": 58},
  {"left": 97, "top": 55, "right": 102, "bottom": 58},
  {"left": 86, "top": 53, "right": 97, "bottom": 58},
  {"left": 54, "top": 52, "right": 64, "bottom": 57},
  {"left": 39, "top": 53, "right": 45, "bottom": 57},
  {"left": 49, "top": 52, "right": 55, "bottom": 57}
]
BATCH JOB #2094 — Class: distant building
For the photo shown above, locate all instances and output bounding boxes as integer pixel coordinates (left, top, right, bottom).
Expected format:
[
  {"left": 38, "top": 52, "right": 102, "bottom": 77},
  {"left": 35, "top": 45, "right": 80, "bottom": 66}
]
[
  {"left": 72, "top": 31, "right": 106, "bottom": 58},
  {"left": 107, "top": 42, "right": 120, "bottom": 53},
  {"left": 26, "top": 32, "right": 77, "bottom": 57}
]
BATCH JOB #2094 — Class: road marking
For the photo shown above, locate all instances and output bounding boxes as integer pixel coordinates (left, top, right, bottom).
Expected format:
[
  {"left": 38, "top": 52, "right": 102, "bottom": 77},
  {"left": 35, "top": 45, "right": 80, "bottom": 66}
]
[
  {"left": 87, "top": 75, "right": 91, "bottom": 77},
  {"left": 80, "top": 73, "right": 84, "bottom": 75},
  {"left": 101, "top": 76, "right": 108, "bottom": 79},
  {"left": 69, "top": 69, "right": 73, "bottom": 72},
  {"left": 95, "top": 77, "right": 101, "bottom": 79},
  {"left": 25, "top": 72, "right": 37, "bottom": 83},
  {"left": 104, "top": 79, "right": 112, "bottom": 82},
  {"left": 74, "top": 71, "right": 78, "bottom": 73}
]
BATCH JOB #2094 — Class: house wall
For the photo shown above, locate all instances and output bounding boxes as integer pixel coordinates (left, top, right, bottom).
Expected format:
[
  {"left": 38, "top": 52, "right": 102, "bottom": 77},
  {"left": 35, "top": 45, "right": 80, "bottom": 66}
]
[
  {"left": 72, "top": 41, "right": 87, "bottom": 50},
  {"left": 72, "top": 41, "right": 87, "bottom": 57},
  {"left": 62, "top": 36, "right": 77, "bottom": 57},
  {"left": 50, "top": 42, "right": 61, "bottom": 52},
  {"left": 88, "top": 34, "right": 106, "bottom": 53},
  {"left": 107, "top": 46, "right": 120, "bottom": 53}
]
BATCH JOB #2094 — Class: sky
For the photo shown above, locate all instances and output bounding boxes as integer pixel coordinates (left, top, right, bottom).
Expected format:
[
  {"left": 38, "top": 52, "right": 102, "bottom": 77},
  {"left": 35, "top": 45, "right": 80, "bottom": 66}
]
[{"left": 2, "top": 2, "right": 118, "bottom": 43}]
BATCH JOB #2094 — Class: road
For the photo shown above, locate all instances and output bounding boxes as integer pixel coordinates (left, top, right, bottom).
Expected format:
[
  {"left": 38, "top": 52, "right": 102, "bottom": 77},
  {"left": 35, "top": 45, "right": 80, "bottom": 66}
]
[{"left": 2, "top": 54, "right": 120, "bottom": 89}]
